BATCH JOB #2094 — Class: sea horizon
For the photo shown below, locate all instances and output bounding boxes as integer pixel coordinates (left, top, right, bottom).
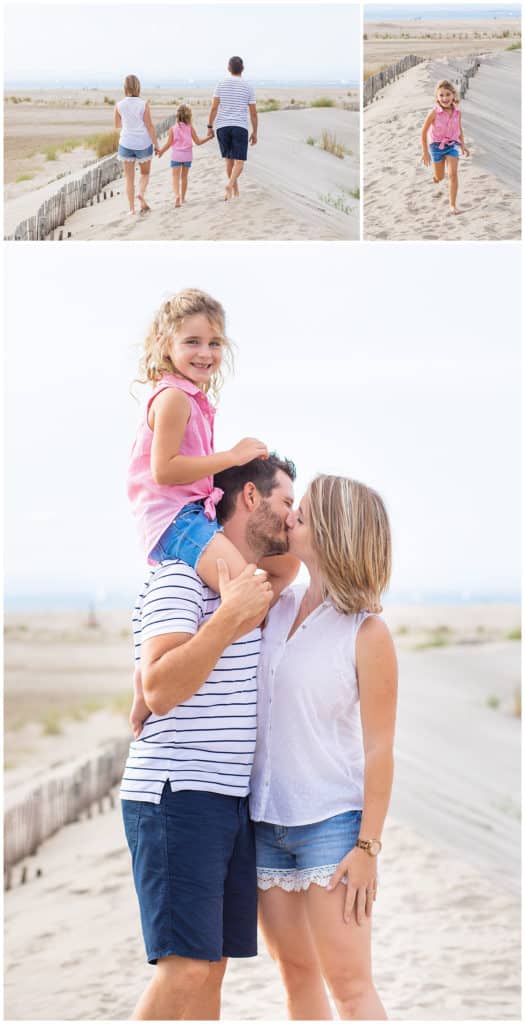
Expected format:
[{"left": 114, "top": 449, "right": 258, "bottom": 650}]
[{"left": 4, "top": 78, "right": 359, "bottom": 90}]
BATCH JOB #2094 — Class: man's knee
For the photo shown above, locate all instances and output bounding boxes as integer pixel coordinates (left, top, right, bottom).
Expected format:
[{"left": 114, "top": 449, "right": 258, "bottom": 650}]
[{"left": 157, "top": 955, "right": 211, "bottom": 994}]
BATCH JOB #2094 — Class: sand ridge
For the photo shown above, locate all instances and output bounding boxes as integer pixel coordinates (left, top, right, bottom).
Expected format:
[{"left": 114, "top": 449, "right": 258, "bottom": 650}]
[{"left": 364, "top": 53, "right": 521, "bottom": 241}]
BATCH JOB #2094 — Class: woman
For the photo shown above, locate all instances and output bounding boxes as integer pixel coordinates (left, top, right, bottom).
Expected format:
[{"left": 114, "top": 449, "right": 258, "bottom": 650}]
[
  {"left": 250, "top": 474, "right": 397, "bottom": 1020},
  {"left": 114, "top": 74, "right": 159, "bottom": 215}
]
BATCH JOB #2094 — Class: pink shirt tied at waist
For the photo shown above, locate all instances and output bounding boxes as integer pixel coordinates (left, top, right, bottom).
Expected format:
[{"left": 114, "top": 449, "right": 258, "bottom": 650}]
[
  {"left": 430, "top": 105, "right": 461, "bottom": 149},
  {"left": 128, "top": 374, "right": 223, "bottom": 563},
  {"left": 171, "top": 122, "right": 193, "bottom": 162}
]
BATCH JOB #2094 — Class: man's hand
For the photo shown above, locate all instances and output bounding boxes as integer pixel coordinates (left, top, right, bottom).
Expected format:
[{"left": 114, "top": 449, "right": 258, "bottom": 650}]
[
  {"left": 250, "top": 132, "right": 258, "bottom": 146},
  {"left": 217, "top": 560, "right": 272, "bottom": 638}
]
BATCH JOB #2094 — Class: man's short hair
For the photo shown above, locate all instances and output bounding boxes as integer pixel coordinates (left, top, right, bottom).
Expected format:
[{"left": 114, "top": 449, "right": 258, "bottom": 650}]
[
  {"left": 215, "top": 453, "right": 296, "bottom": 524},
  {"left": 228, "top": 56, "right": 244, "bottom": 75}
]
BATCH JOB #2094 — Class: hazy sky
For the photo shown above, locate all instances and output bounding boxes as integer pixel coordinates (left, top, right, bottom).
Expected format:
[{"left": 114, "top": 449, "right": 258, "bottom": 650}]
[
  {"left": 4, "top": 3, "right": 360, "bottom": 83},
  {"left": 5, "top": 242, "right": 520, "bottom": 605}
]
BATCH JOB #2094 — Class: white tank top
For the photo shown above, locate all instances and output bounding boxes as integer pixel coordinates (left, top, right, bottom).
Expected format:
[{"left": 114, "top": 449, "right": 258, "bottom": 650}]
[
  {"left": 117, "top": 97, "right": 152, "bottom": 150},
  {"left": 250, "top": 584, "right": 372, "bottom": 826}
]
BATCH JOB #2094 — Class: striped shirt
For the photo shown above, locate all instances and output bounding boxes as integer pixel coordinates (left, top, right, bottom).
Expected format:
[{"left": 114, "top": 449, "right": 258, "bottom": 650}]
[
  {"left": 213, "top": 76, "right": 256, "bottom": 130},
  {"left": 120, "top": 561, "right": 261, "bottom": 804}
]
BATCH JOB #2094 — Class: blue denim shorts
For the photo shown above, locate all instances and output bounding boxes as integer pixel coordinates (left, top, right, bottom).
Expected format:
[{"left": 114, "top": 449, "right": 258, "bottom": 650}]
[
  {"left": 429, "top": 141, "right": 460, "bottom": 163},
  {"left": 118, "top": 143, "right": 154, "bottom": 162},
  {"left": 122, "top": 784, "right": 258, "bottom": 963},
  {"left": 149, "top": 501, "right": 222, "bottom": 568},
  {"left": 255, "top": 810, "right": 362, "bottom": 892},
  {"left": 170, "top": 160, "right": 192, "bottom": 168}
]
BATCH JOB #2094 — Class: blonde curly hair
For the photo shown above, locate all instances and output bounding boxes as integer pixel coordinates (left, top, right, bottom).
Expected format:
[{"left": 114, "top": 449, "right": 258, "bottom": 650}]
[
  {"left": 138, "top": 288, "right": 234, "bottom": 403},
  {"left": 307, "top": 474, "right": 392, "bottom": 615}
]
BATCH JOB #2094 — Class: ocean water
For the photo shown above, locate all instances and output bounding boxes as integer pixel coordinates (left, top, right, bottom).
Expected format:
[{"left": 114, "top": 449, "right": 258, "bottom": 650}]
[
  {"left": 4, "top": 78, "right": 358, "bottom": 90},
  {"left": 365, "top": 5, "right": 521, "bottom": 20}
]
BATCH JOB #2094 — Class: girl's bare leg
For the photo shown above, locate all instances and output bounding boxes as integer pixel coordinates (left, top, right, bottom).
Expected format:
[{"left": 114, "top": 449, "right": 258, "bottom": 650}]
[
  {"left": 259, "top": 888, "right": 332, "bottom": 1020},
  {"left": 304, "top": 883, "right": 387, "bottom": 1021},
  {"left": 432, "top": 160, "right": 445, "bottom": 185},
  {"left": 172, "top": 166, "right": 182, "bottom": 206},
  {"left": 123, "top": 161, "right": 136, "bottom": 212},
  {"left": 446, "top": 156, "right": 459, "bottom": 212},
  {"left": 138, "top": 160, "right": 151, "bottom": 211},
  {"left": 181, "top": 166, "right": 190, "bottom": 203},
  {"left": 196, "top": 532, "right": 247, "bottom": 593}
]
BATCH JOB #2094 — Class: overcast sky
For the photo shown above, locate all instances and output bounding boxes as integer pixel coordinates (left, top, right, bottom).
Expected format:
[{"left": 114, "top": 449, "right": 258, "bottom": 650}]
[
  {"left": 4, "top": 3, "right": 360, "bottom": 83},
  {"left": 4, "top": 242, "right": 520, "bottom": 605}
]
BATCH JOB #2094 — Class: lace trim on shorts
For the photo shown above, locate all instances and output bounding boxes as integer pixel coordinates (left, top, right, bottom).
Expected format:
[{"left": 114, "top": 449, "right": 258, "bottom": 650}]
[
  {"left": 118, "top": 155, "right": 152, "bottom": 163},
  {"left": 257, "top": 864, "right": 347, "bottom": 892}
]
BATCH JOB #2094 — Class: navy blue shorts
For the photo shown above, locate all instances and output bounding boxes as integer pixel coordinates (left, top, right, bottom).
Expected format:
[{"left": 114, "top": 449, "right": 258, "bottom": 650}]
[
  {"left": 216, "top": 125, "right": 249, "bottom": 161},
  {"left": 122, "top": 784, "right": 258, "bottom": 963},
  {"left": 149, "top": 501, "right": 222, "bottom": 568}
]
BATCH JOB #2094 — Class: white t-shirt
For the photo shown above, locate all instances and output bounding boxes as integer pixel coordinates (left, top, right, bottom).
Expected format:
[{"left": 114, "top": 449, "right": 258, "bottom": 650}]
[
  {"left": 213, "top": 76, "right": 256, "bottom": 130},
  {"left": 117, "top": 96, "right": 152, "bottom": 150},
  {"left": 250, "top": 584, "right": 372, "bottom": 826}
]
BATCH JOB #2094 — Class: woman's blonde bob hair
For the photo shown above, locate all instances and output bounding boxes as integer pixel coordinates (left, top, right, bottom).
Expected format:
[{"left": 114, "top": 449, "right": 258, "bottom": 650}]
[
  {"left": 139, "top": 288, "right": 233, "bottom": 403},
  {"left": 306, "top": 475, "right": 392, "bottom": 615},
  {"left": 124, "top": 75, "right": 141, "bottom": 97},
  {"left": 434, "top": 79, "right": 459, "bottom": 106}
]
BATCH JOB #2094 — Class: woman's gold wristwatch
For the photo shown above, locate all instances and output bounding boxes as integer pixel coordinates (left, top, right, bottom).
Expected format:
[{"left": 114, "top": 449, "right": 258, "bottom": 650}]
[{"left": 356, "top": 837, "right": 382, "bottom": 856}]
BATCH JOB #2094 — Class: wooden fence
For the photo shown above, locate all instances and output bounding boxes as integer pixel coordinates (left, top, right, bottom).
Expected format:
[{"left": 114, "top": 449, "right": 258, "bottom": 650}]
[
  {"left": 364, "top": 55, "right": 424, "bottom": 106},
  {"left": 6, "top": 114, "right": 178, "bottom": 241},
  {"left": 364, "top": 54, "right": 481, "bottom": 107},
  {"left": 4, "top": 737, "right": 130, "bottom": 880}
]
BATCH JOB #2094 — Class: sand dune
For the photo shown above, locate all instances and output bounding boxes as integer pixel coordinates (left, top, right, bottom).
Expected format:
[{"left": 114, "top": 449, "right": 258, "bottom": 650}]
[
  {"left": 364, "top": 17, "right": 521, "bottom": 66},
  {"left": 364, "top": 52, "right": 521, "bottom": 241}
]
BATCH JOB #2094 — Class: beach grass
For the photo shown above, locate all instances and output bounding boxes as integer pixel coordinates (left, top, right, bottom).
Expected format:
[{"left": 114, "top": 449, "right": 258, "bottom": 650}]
[
  {"left": 306, "top": 136, "right": 316, "bottom": 146},
  {"left": 413, "top": 626, "right": 452, "bottom": 651},
  {"left": 486, "top": 695, "right": 501, "bottom": 710},
  {"left": 257, "top": 99, "right": 280, "bottom": 112},
  {"left": 513, "top": 689, "right": 521, "bottom": 718},
  {"left": 41, "top": 713, "right": 63, "bottom": 736},
  {"left": 319, "top": 190, "right": 353, "bottom": 215},
  {"left": 15, "top": 173, "right": 34, "bottom": 182},
  {"left": 44, "top": 146, "right": 58, "bottom": 161},
  {"left": 364, "top": 65, "right": 389, "bottom": 81},
  {"left": 85, "top": 130, "right": 119, "bottom": 158},
  {"left": 311, "top": 96, "right": 335, "bottom": 108},
  {"left": 61, "top": 138, "right": 82, "bottom": 153},
  {"left": 506, "top": 41, "right": 521, "bottom": 50},
  {"left": 320, "top": 131, "right": 351, "bottom": 159},
  {"left": 506, "top": 627, "right": 521, "bottom": 640}
]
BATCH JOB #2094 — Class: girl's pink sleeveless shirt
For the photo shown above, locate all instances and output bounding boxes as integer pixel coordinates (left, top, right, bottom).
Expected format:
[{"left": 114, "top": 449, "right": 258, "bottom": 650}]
[
  {"left": 430, "top": 105, "right": 461, "bottom": 149},
  {"left": 171, "top": 123, "right": 193, "bottom": 162},
  {"left": 128, "top": 374, "right": 223, "bottom": 562}
]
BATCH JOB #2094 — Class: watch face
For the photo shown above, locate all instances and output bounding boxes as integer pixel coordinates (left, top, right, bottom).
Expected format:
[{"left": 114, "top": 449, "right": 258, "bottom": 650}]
[{"left": 370, "top": 840, "right": 381, "bottom": 856}]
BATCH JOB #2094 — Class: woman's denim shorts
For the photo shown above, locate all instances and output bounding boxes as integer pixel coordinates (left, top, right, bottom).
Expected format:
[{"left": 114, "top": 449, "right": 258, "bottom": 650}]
[
  {"left": 255, "top": 809, "right": 362, "bottom": 892},
  {"left": 430, "top": 141, "right": 460, "bottom": 163},
  {"left": 118, "top": 143, "right": 154, "bottom": 162},
  {"left": 149, "top": 501, "right": 222, "bottom": 570},
  {"left": 170, "top": 160, "right": 192, "bottom": 168}
]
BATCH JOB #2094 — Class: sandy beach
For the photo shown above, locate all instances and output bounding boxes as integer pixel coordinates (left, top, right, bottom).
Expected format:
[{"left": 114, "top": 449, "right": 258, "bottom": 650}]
[
  {"left": 4, "top": 86, "right": 359, "bottom": 240},
  {"left": 4, "top": 604, "right": 521, "bottom": 1020},
  {"left": 364, "top": 51, "right": 521, "bottom": 240},
  {"left": 364, "top": 17, "right": 521, "bottom": 70}
]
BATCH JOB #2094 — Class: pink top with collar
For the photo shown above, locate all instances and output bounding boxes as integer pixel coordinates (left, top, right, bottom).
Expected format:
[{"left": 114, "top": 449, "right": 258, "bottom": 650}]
[
  {"left": 128, "top": 374, "right": 223, "bottom": 562},
  {"left": 430, "top": 104, "right": 461, "bottom": 149}
]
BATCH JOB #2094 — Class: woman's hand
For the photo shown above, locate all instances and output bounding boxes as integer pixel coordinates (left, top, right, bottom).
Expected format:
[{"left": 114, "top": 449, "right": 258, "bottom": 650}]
[
  {"left": 421, "top": 149, "right": 431, "bottom": 167},
  {"left": 327, "top": 846, "right": 378, "bottom": 925}
]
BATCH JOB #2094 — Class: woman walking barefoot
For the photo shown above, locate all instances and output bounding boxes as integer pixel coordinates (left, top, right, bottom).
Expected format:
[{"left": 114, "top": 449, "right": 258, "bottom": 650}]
[
  {"left": 115, "top": 74, "right": 159, "bottom": 215},
  {"left": 251, "top": 475, "right": 398, "bottom": 1020},
  {"left": 421, "top": 80, "right": 470, "bottom": 216}
]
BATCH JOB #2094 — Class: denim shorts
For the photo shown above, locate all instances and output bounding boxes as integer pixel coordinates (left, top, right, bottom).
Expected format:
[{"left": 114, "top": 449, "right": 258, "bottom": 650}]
[
  {"left": 118, "top": 143, "right": 154, "bottom": 162},
  {"left": 122, "top": 784, "right": 258, "bottom": 963},
  {"left": 255, "top": 809, "right": 362, "bottom": 892},
  {"left": 429, "top": 141, "right": 460, "bottom": 163},
  {"left": 216, "top": 125, "right": 249, "bottom": 161},
  {"left": 149, "top": 501, "right": 222, "bottom": 568},
  {"left": 170, "top": 160, "right": 192, "bottom": 168}
]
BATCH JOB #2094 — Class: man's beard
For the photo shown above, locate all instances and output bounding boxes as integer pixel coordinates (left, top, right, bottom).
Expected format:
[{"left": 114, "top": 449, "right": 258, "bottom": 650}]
[{"left": 246, "top": 499, "right": 289, "bottom": 557}]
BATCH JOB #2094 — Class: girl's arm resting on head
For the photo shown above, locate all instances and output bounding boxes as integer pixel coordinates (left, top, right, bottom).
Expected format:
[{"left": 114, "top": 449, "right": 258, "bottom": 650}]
[
  {"left": 142, "top": 563, "right": 272, "bottom": 716},
  {"left": 327, "top": 616, "right": 398, "bottom": 923},
  {"left": 258, "top": 553, "right": 301, "bottom": 605},
  {"left": 150, "top": 390, "right": 269, "bottom": 484},
  {"left": 157, "top": 127, "right": 173, "bottom": 157},
  {"left": 143, "top": 101, "right": 159, "bottom": 149}
]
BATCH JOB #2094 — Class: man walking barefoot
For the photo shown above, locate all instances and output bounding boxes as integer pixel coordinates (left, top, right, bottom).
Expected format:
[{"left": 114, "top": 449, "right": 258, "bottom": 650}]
[
  {"left": 121, "top": 455, "right": 296, "bottom": 1020},
  {"left": 207, "top": 56, "right": 258, "bottom": 201}
]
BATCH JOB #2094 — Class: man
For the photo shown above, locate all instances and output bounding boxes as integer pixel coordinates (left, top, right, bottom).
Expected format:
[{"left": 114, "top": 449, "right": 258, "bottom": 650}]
[
  {"left": 207, "top": 55, "right": 258, "bottom": 201},
  {"left": 121, "top": 454, "right": 296, "bottom": 1020}
]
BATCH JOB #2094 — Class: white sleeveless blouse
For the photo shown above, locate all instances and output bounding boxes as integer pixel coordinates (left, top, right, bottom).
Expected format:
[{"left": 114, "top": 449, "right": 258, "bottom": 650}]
[
  {"left": 250, "top": 584, "right": 372, "bottom": 826},
  {"left": 117, "top": 97, "right": 152, "bottom": 150}
]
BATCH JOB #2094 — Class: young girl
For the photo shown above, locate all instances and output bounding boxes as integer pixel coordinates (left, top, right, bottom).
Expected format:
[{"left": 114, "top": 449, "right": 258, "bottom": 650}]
[
  {"left": 128, "top": 287, "right": 295, "bottom": 735},
  {"left": 158, "top": 104, "right": 213, "bottom": 207},
  {"left": 421, "top": 80, "right": 470, "bottom": 215}
]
